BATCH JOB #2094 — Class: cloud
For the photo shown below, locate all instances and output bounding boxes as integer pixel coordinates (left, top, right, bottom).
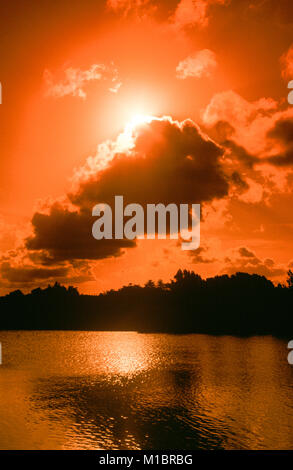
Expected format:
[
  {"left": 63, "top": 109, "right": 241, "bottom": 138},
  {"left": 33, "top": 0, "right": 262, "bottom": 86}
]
[
  {"left": 176, "top": 49, "right": 217, "bottom": 79},
  {"left": 237, "top": 177, "right": 264, "bottom": 204},
  {"left": 202, "top": 90, "right": 293, "bottom": 174},
  {"left": 0, "top": 258, "right": 95, "bottom": 291},
  {"left": 24, "top": 116, "right": 230, "bottom": 266},
  {"left": 201, "top": 198, "right": 232, "bottom": 231},
  {"left": 249, "top": 0, "right": 293, "bottom": 25},
  {"left": 223, "top": 247, "right": 286, "bottom": 278},
  {"left": 171, "top": 0, "right": 228, "bottom": 29},
  {"left": 26, "top": 203, "right": 135, "bottom": 263},
  {"left": 194, "top": 100, "right": 293, "bottom": 276},
  {"left": 107, "top": 0, "right": 229, "bottom": 29},
  {"left": 267, "top": 117, "right": 293, "bottom": 146},
  {"left": 264, "top": 117, "right": 293, "bottom": 166},
  {"left": 190, "top": 245, "right": 215, "bottom": 264},
  {"left": 0, "top": 261, "right": 69, "bottom": 284},
  {"left": 172, "top": 0, "right": 209, "bottom": 28},
  {"left": 44, "top": 63, "right": 121, "bottom": 99},
  {"left": 202, "top": 90, "right": 278, "bottom": 136},
  {"left": 200, "top": 92, "right": 293, "bottom": 242},
  {"left": 280, "top": 44, "right": 293, "bottom": 80},
  {"left": 11, "top": 108, "right": 291, "bottom": 290},
  {"left": 238, "top": 247, "right": 255, "bottom": 258},
  {"left": 107, "top": 0, "right": 151, "bottom": 15},
  {"left": 70, "top": 116, "right": 229, "bottom": 209}
]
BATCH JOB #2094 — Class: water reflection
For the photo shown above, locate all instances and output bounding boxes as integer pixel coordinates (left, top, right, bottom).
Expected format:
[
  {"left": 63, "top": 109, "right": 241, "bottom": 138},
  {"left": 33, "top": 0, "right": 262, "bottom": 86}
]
[{"left": 0, "top": 331, "right": 293, "bottom": 449}]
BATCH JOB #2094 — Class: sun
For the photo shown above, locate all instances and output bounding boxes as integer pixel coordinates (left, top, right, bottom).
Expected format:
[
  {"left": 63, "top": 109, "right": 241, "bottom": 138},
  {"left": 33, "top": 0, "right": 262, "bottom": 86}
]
[
  {"left": 122, "top": 113, "right": 155, "bottom": 139},
  {"left": 127, "top": 113, "right": 154, "bottom": 130},
  {"left": 113, "top": 113, "right": 156, "bottom": 154}
]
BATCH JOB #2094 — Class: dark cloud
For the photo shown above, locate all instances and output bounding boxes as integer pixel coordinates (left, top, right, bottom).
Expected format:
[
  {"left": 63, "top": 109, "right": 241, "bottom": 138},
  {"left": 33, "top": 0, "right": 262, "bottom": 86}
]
[
  {"left": 71, "top": 118, "right": 229, "bottom": 209},
  {"left": 25, "top": 117, "right": 230, "bottom": 265},
  {"left": 203, "top": 120, "right": 235, "bottom": 144},
  {"left": 206, "top": 117, "right": 293, "bottom": 169},
  {"left": 203, "top": 120, "right": 259, "bottom": 171},
  {"left": 238, "top": 247, "right": 255, "bottom": 258},
  {"left": 223, "top": 247, "right": 285, "bottom": 278},
  {"left": 0, "top": 258, "right": 95, "bottom": 292},
  {"left": 249, "top": 0, "right": 293, "bottom": 25},
  {"left": 230, "top": 171, "right": 249, "bottom": 191},
  {"left": 266, "top": 118, "right": 293, "bottom": 166},
  {"left": 224, "top": 140, "right": 258, "bottom": 169},
  {"left": 26, "top": 203, "right": 135, "bottom": 263},
  {"left": 190, "top": 246, "right": 215, "bottom": 264},
  {"left": 268, "top": 118, "right": 293, "bottom": 145},
  {"left": 0, "top": 261, "right": 69, "bottom": 284},
  {"left": 266, "top": 149, "right": 293, "bottom": 167}
]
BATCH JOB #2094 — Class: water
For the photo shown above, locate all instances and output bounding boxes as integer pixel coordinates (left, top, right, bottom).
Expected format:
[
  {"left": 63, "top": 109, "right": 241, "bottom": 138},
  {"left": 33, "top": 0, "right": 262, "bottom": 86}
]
[{"left": 0, "top": 331, "right": 292, "bottom": 450}]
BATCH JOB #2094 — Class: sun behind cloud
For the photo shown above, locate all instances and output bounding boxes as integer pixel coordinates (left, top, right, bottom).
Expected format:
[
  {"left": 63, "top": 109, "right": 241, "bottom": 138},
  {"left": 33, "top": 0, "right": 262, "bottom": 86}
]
[{"left": 126, "top": 113, "right": 154, "bottom": 131}]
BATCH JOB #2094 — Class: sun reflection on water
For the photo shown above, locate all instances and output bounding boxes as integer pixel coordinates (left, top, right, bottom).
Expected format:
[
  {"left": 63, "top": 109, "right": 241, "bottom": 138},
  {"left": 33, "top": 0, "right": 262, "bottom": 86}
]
[{"left": 1, "top": 331, "right": 293, "bottom": 450}]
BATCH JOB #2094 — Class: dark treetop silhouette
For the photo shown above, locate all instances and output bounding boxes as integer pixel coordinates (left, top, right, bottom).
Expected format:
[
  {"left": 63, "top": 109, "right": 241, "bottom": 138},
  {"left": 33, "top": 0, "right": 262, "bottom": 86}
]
[{"left": 1, "top": 269, "right": 293, "bottom": 337}]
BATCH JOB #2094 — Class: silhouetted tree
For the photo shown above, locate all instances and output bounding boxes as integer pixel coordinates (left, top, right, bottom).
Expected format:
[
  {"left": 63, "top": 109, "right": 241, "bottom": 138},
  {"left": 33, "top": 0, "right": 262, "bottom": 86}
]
[
  {"left": 287, "top": 270, "right": 293, "bottom": 289},
  {"left": 0, "top": 270, "right": 292, "bottom": 337}
]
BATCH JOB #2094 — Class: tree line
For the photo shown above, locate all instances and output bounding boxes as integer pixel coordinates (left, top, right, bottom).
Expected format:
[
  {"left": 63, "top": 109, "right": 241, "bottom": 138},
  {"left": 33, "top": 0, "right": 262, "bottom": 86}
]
[{"left": 1, "top": 269, "right": 293, "bottom": 337}]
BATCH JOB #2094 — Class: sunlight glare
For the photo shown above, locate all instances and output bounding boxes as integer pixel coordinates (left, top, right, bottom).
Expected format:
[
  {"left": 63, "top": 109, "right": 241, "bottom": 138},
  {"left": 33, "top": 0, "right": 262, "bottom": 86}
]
[{"left": 126, "top": 113, "right": 154, "bottom": 132}]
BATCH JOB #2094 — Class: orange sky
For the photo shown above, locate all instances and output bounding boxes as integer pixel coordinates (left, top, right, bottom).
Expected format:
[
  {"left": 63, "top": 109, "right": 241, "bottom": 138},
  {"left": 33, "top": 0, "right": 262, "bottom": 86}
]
[{"left": 0, "top": 0, "right": 293, "bottom": 294}]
